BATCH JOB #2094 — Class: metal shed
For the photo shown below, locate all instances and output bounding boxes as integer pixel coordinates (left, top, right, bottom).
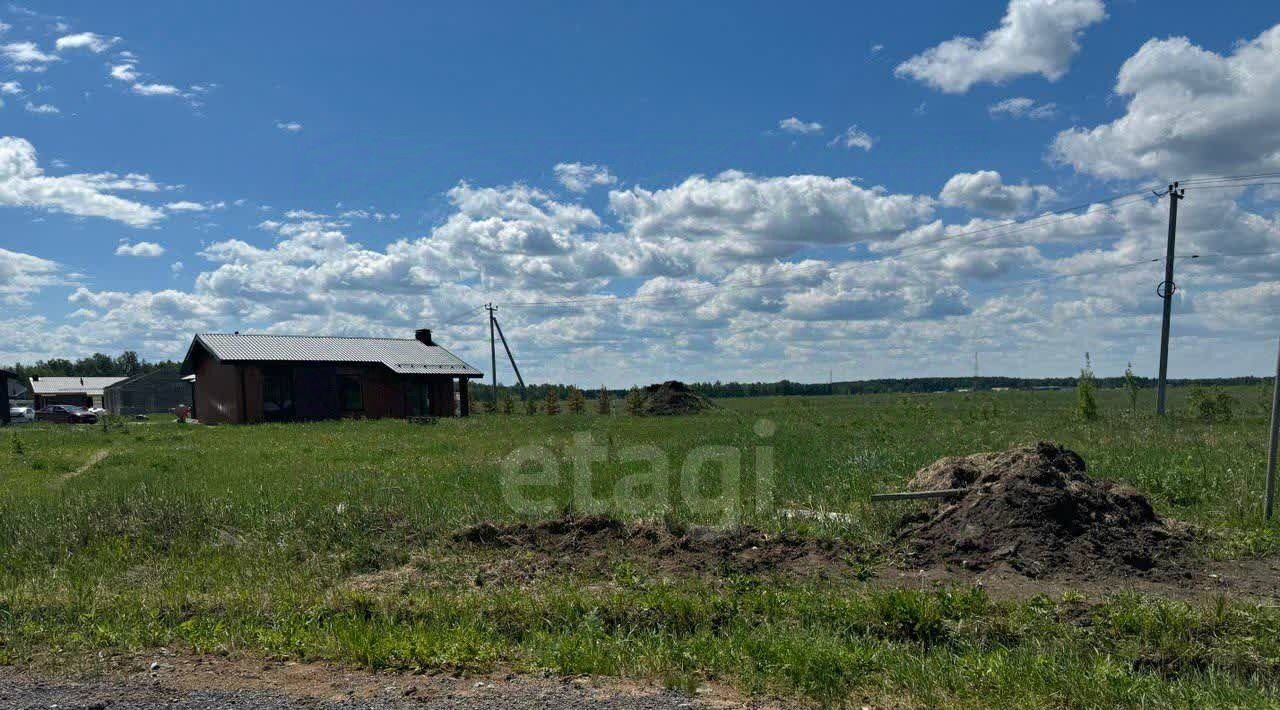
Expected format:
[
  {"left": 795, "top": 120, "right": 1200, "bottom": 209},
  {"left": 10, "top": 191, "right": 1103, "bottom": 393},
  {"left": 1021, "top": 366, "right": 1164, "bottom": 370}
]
[
  {"left": 103, "top": 366, "right": 192, "bottom": 416},
  {"left": 28, "top": 376, "right": 127, "bottom": 410}
]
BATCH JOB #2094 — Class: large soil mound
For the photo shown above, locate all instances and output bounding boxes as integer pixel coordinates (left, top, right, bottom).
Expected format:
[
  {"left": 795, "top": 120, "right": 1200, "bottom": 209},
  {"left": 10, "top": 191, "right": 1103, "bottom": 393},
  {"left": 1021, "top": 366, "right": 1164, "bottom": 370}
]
[
  {"left": 453, "top": 514, "right": 863, "bottom": 580},
  {"left": 896, "top": 442, "right": 1190, "bottom": 578},
  {"left": 634, "top": 381, "right": 715, "bottom": 416}
]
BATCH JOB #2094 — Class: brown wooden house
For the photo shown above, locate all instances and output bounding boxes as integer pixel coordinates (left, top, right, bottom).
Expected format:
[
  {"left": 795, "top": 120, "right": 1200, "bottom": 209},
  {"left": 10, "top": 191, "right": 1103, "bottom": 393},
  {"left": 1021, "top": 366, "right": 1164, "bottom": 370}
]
[{"left": 178, "top": 329, "right": 482, "bottom": 425}]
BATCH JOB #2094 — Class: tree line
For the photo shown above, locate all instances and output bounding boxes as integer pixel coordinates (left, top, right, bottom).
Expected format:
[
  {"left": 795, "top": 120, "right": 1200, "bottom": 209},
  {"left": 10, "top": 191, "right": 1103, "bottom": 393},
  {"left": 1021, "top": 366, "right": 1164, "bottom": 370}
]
[
  {"left": 3, "top": 351, "right": 180, "bottom": 380},
  {"left": 470, "top": 374, "right": 1272, "bottom": 403}
]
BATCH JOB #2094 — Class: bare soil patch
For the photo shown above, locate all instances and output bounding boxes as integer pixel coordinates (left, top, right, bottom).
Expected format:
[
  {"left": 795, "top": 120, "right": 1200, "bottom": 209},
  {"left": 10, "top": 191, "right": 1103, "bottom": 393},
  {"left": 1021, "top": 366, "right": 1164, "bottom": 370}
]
[
  {"left": 0, "top": 652, "right": 767, "bottom": 709},
  {"left": 452, "top": 514, "right": 867, "bottom": 583},
  {"left": 634, "top": 381, "right": 715, "bottom": 416},
  {"left": 894, "top": 441, "right": 1194, "bottom": 581}
]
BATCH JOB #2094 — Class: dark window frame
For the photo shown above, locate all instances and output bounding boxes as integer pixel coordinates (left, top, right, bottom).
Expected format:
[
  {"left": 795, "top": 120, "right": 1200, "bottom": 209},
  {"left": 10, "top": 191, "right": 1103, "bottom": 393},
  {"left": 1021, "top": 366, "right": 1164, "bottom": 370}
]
[{"left": 338, "top": 374, "right": 364, "bottom": 413}]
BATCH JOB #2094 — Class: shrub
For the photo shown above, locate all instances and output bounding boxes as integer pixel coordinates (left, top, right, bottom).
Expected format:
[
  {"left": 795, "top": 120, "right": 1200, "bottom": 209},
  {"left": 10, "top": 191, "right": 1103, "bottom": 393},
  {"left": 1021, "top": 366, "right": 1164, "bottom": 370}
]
[
  {"left": 597, "top": 386, "right": 611, "bottom": 415},
  {"left": 566, "top": 387, "right": 586, "bottom": 415},
  {"left": 1124, "top": 362, "right": 1139, "bottom": 412},
  {"left": 499, "top": 396, "right": 514, "bottom": 415},
  {"left": 1077, "top": 353, "right": 1098, "bottom": 421},
  {"left": 524, "top": 398, "right": 538, "bottom": 415},
  {"left": 544, "top": 389, "right": 560, "bottom": 415},
  {"left": 624, "top": 387, "right": 644, "bottom": 416},
  {"left": 1187, "top": 387, "right": 1235, "bottom": 424}
]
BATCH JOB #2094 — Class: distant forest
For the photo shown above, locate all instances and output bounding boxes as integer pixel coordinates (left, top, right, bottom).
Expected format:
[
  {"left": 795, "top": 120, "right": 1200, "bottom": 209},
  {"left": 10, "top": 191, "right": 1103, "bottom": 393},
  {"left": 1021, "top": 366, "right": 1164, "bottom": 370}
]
[
  {"left": 3, "top": 351, "right": 180, "bottom": 379},
  {"left": 470, "top": 374, "right": 1272, "bottom": 403},
  {"left": 6, "top": 351, "right": 1267, "bottom": 398}
]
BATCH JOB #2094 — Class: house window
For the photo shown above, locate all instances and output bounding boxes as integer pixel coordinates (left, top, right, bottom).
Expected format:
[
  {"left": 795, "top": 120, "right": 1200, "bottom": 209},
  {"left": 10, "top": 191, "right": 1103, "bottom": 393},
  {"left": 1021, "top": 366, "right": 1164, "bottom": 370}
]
[
  {"left": 263, "top": 372, "right": 294, "bottom": 421},
  {"left": 407, "top": 380, "right": 430, "bottom": 416},
  {"left": 339, "top": 375, "right": 363, "bottom": 413}
]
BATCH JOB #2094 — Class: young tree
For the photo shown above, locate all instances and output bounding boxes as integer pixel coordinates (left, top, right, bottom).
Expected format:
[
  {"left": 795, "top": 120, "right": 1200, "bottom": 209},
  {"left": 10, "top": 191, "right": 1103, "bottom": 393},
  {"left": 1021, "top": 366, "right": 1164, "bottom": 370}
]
[
  {"left": 544, "top": 389, "right": 560, "bottom": 415},
  {"left": 524, "top": 397, "right": 538, "bottom": 415},
  {"left": 596, "top": 385, "right": 611, "bottom": 415},
  {"left": 624, "top": 387, "right": 645, "bottom": 416},
  {"left": 1077, "top": 352, "right": 1099, "bottom": 421},
  {"left": 499, "top": 396, "right": 514, "bottom": 415},
  {"left": 566, "top": 386, "right": 586, "bottom": 415},
  {"left": 1124, "top": 362, "right": 1139, "bottom": 412}
]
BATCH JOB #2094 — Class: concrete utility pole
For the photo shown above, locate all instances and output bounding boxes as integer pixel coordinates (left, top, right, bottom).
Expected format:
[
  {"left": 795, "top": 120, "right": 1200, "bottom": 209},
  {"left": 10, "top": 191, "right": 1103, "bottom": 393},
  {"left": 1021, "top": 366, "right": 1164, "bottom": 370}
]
[
  {"left": 1156, "top": 182, "right": 1185, "bottom": 415},
  {"left": 486, "top": 303, "right": 498, "bottom": 407},
  {"left": 1266, "top": 337, "right": 1280, "bottom": 520},
  {"left": 492, "top": 315, "right": 526, "bottom": 397}
]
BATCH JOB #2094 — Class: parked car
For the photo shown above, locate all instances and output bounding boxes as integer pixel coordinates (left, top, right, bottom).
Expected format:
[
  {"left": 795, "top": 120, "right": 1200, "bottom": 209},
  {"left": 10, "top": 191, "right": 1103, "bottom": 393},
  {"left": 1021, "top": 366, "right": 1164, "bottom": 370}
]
[
  {"left": 35, "top": 404, "right": 98, "bottom": 424},
  {"left": 8, "top": 405, "right": 35, "bottom": 423}
]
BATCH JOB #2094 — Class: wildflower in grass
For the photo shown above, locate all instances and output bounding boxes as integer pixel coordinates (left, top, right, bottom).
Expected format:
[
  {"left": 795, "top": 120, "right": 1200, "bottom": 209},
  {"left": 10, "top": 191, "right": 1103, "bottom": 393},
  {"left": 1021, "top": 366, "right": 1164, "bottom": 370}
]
[
  {"left": 567, "top": 387, "right": 586, "bottom": 415},
  {"left": 597, "top": 386, "right": 611, "bottom": 415},
  {"left": 544, "top": 389, "right": 560, "bottom": 415}
]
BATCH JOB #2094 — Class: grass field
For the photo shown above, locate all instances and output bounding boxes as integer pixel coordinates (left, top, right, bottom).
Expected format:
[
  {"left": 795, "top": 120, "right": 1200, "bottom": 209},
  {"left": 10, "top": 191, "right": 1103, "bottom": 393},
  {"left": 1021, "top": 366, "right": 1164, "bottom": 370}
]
[{"left": 2, "top": 385, "right": 1279, "bottom": 707}]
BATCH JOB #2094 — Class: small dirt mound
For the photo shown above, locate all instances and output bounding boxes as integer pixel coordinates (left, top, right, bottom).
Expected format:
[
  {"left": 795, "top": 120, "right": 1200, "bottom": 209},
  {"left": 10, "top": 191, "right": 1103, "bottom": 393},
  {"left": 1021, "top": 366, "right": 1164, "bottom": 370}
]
[
  {"left": 453, "top": 514, "right": 863, "bottom": 580},
  {"left": 635, "top": 381, "right": 714, "bottom": 416},
  {"left": 896, "top": 442, "right": 1190, "bottom": 579}
]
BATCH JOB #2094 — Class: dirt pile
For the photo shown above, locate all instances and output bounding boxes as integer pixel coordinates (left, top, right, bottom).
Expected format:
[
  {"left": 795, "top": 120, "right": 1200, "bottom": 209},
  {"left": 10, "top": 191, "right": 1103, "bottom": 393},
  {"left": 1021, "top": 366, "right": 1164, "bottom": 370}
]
[
  {"left": 633, "top": 381, "right": 715, "bottom": 416},
  {"left": 896, "top": 442, "right": 1190, "bottom": 578},
  {"left": 453, "top": 514, "right": 864, "bottom": 580}
]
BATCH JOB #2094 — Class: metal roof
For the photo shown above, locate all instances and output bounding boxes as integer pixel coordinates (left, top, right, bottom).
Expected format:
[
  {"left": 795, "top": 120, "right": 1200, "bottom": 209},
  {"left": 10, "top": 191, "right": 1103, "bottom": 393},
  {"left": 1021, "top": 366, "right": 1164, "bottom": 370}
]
[
  {"left": 182, "top": 333, "right": 482, "bottom": 377},
  {"left": 28, "top": 376, "right": 128, "bottom": 396}
]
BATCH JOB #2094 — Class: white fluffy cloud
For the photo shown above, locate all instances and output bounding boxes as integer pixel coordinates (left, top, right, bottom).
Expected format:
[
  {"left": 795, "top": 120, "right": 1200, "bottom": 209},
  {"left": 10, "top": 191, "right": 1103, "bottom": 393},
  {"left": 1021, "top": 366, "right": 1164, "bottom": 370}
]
[
  {"left": 778, "top": 117, "right": 823, "bottom": 135},
  {"left": 8, "top": 161, "right": 1277, "bottom": 382},
  {"left": 109, "top": 63, "right": 137, "bottom": 81},
  {"left": 54, "top": 32, "right": 119, "bottom": 53},
  {"left": 0, "top": 136, "right": 165, "bottom": 226},
  {"left": 939, "top": 170, "right": 1057, "bottom": 216},
  {"left": 0, "top": 247, "right": 61, "bottom": 304},
  {"left": 23, "top": 101, "right": 58, "bottom": 114},
  {"left": 1052, "top": 24, "right": 1280, "bottom": 179},
  {"left": 988, "top": 96, "right": 1057, "bottom": 119},
  {"left": 115, "top": 241, "right": 166, "bottom": 257},
  {"left": 829, "top": 125, "right": 875, "bottom": 151},
  {"left": 610, "top": 171, "right": 934, "bottom": 271},
  {"left": 896, "top": 0, "right": 1106, "bottom": 93},
  {"left": 1, "top": 41, "right": 58, "bottom": 71},
  {"left": 131, "top": 82, "right": 181, "bottom": 97},
  {"left": 165, "top": 200, "right": 224, "bottom": 212},
  {"left": 554, "top": 162, "right": 617, "bottom": 192}
]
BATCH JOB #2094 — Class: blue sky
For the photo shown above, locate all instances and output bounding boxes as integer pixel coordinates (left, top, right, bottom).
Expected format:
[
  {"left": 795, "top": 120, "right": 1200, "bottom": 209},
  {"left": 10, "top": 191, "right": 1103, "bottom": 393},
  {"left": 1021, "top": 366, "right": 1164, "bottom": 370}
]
[{"left": 2, "top": 0, "right": 1279, "bottom": 386}]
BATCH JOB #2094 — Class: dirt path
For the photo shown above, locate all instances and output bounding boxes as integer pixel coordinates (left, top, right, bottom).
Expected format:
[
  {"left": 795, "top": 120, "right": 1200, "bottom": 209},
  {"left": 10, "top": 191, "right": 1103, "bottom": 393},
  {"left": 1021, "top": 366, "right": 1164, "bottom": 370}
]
[
  {"left": 0, "top": 655, "right": 786, "bottom": 710},
  {"left": 64, "top": 448, "right": 109, "bottom": 480}
]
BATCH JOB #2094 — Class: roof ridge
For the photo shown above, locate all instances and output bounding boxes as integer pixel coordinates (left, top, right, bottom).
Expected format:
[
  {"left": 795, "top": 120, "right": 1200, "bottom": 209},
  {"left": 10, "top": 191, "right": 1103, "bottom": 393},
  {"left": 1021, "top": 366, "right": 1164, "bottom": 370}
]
[{"left": 200, "top": 332, "right": 423, "bottom": 343}]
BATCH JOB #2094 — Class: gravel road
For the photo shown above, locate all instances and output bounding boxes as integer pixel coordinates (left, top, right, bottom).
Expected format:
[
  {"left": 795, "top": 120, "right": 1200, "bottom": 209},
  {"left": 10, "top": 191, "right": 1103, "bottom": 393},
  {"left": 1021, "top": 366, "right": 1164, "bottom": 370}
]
[{"left": 0, "top": 666, "right": 723, "bottom": 710}]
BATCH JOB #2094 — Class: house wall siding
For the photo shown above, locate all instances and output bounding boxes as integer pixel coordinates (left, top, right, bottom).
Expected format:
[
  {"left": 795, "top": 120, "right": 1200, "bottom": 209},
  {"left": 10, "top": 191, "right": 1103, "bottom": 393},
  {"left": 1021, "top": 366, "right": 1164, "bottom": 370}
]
[{"left": 194, "top": 355, "right": 243, "bottom": 425}]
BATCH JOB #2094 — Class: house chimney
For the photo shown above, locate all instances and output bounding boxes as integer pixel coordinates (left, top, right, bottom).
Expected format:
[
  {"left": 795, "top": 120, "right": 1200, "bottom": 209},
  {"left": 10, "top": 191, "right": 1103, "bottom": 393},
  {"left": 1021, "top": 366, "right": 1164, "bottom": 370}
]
[{"left": 415, "top": 328, "right": 434, "bottom": 346}]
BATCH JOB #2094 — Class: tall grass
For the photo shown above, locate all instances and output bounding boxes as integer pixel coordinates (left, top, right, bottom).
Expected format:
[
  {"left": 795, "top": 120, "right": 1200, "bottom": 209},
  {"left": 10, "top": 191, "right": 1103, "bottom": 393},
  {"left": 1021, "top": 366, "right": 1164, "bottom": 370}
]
[{"left": 0, "top": 386, "right": 1277, "bottom": 705}]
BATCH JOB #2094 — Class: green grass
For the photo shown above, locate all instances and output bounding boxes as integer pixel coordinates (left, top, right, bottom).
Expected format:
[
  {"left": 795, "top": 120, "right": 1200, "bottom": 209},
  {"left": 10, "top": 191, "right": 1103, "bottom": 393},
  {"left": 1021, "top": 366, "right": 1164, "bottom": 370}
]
[{"left": 1, "top": 385, "right": 1279, "bottom": 707}]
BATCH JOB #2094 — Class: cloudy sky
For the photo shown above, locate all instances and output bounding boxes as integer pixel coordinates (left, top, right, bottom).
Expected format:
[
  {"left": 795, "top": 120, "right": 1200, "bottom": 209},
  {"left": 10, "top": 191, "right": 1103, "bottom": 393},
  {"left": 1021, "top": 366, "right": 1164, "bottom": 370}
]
[{"left": 2, "top": 1, "right": 1279, "bottom": 386}]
